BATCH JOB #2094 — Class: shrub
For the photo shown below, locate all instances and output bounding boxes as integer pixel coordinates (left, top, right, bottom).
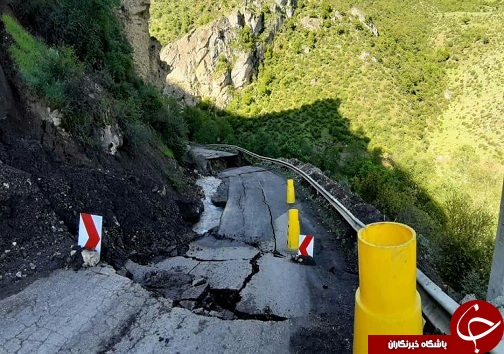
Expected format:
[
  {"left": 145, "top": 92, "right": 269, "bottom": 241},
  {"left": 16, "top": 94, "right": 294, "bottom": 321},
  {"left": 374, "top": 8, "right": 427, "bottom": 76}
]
[
  {"left": 2, "top": 14, "right": 97, "bottom": 141},
  {"left": 9, "top": 0, "right": 193, "bottom": 158},
  {"left": 461, "top": 269, "right": 489, "bottom": 300},
  {"left": 195, "top": 119, "right": 220, "bottom": 143},
  {"left": 13, "top": 0, "right": 133, "bottom": 82},
  {"left": 122, "top": 119, "right": 155, "bottom": 151},
  {"left": 163, "top": 99, "right": 189, "bottom": 149},
  {"left": 436, "top": 192, "right": 495, "bottom": 289},
  {"left": 236, "top": 25, "right": 256, "bottom": 51}
]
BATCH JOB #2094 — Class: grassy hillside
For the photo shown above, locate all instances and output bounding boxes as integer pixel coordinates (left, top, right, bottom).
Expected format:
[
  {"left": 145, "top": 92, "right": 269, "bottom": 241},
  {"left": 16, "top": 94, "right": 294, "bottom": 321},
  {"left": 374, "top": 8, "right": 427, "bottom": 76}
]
[
  {"left": 5, "top": 0, "right": 188, "bottom": 158},
  {"left": 426, "top": 9, "right": 504, "bottom": 208},
  {"left": 153, "top": 0, "right": 503, "bottom": 296},
  {"left": 227, "top": 0, "right": 503, "bottom": 212}
]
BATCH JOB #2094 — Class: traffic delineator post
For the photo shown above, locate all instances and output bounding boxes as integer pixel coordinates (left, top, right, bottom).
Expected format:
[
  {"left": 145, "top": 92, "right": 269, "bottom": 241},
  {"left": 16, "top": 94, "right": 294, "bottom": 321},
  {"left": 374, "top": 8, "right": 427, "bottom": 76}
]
[
  {"left": 78, "top": 213, "right": 103, "bottom": 255},
  {"left": 287, "top": 209, "right": 300, "bottom": 250},
  {"left": 298, "top": 235, "right": 314, "bottom": 257},
  {"left": 353, "top": 222, "right": 422, "bottom": 354},
  {"left": 287, "top": 179, "right": 295, "bottom": 204}
]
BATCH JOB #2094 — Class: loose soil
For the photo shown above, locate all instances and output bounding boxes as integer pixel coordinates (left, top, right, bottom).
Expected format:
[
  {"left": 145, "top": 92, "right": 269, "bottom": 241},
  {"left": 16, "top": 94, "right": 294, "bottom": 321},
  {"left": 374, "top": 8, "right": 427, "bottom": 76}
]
[{"left": 0, "top": 36, "right": 202, "bottom": 299}]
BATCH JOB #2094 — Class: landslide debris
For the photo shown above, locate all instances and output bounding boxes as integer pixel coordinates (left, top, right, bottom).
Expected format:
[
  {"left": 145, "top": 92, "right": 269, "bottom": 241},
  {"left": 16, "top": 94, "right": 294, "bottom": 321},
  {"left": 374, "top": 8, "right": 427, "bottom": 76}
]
[{"left": 0, "top": 43, "right": 201, "bottom": 300}]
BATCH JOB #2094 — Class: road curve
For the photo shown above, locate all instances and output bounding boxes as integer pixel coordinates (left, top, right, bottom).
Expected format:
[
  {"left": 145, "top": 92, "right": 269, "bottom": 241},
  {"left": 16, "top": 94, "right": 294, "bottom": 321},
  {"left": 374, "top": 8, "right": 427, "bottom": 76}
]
[{"left": 0, "top": 161, "right": 358, "bottom": 353}]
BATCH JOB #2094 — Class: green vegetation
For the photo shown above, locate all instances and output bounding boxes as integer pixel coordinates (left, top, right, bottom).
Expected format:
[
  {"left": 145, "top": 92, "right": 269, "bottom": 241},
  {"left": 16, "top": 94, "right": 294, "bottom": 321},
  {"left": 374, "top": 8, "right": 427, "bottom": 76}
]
[
  {"left": 234, "top": 25, "right": 258, "bottom": 51},
  {"left": 184, "top": 101, "right": 235, "bottom": 144},
  {"left": 437, "top": 192, "right": 494, "bottom": 297},
  {"left": 150, "top": 0, "right": 242, "bottom": 45},
  {"left": 2, "top": 15, "right": 81, "bottom": 107},
  {"left": 13, "top": 0, "right": 133, "bottom": 81},
  {"left": 4, "top": 0, "right": 188, "bottom": 157},
  {"left": 2, "top": 13, "right": 95, "bottom": 141},
  {"left": 176, "top": 0, "right": 502, "bottom": 295},
  {"left": 4, "top": 0, "right": 501, "bottom": 296}
]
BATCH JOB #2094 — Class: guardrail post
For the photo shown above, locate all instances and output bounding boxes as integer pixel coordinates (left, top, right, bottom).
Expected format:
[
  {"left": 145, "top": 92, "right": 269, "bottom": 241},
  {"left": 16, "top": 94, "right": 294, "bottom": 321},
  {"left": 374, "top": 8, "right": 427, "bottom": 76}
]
[
  {"left": 354, "top": 222, "right": 422, "bottom": 354},
  {"left": 288, "top": 209, "right": 300, "bottom": 250},
  {"left": 287, "top": 179, "right": 295, "bottom": 204},
  {"left": 488, "top": 179, "right": 504, "bottom": 302}
]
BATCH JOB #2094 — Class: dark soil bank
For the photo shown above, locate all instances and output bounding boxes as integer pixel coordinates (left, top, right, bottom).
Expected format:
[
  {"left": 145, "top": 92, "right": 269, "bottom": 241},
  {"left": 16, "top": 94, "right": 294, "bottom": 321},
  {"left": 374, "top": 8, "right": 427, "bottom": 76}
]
[{"left": 0, "top": 53, "right": 201, "bottom": 299}]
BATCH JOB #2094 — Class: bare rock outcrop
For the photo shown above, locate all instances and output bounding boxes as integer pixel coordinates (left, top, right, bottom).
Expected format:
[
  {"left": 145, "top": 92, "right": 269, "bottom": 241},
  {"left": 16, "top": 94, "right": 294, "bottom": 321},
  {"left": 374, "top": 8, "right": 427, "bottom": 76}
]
[
  {"left": 100, "top": 124, "right": 123, "bottom": 155},
  {"left": 300, "top": 17, "right": 322, "bottom": 31},
  {"left": 160, "top": 0, "right": 296, "bottom": 107},
  {"left": 350, "top": 7, "right": 379, "bottom": 37},
  {"left": 118, "top": 0, "right": 168, "bottom": 89},
  {"left": 161, "top": 16, "right": 238, "bottom": 106}
]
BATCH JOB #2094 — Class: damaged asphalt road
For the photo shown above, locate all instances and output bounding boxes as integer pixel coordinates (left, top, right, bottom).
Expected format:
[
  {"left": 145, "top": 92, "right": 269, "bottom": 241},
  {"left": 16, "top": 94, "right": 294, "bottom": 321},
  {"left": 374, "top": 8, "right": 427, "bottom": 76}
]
[{"left": 0, "top": 163, "right": 358, "bottom": 353}]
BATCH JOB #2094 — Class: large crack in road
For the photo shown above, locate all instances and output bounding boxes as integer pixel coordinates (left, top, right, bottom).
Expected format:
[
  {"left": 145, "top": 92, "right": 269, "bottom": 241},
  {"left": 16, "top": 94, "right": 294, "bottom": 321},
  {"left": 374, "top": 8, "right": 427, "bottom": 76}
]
[
  {"left": 239, "top": 176, "right": 247, "bottom": 233},
  {"left": 118, "top": 165, "right": 294, "bottom": 323},
  {"left": 259, "top": 181, "right": 278, "bottom": 252},
  {"left": 0, "top": 152, "right": 357, "bottom": 353}
]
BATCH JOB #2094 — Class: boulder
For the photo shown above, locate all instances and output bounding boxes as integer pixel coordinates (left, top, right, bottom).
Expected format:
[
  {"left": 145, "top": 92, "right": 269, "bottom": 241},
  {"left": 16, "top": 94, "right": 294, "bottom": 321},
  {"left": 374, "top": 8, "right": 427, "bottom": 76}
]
[
  {"left": 211, "top": 180, "right": 229, "bottom": 207},
  {"left": 82, "top": 250, "right": 100, "bottom": 267},
  {"left": 99, "top": 124, "right": 123, "bottom": 155}
]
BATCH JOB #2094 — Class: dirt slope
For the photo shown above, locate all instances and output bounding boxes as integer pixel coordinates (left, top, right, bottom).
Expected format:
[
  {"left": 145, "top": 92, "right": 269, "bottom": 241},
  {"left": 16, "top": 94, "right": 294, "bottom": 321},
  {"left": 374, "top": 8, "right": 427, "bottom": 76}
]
[{"left": 0, "top": 34, "right": 201, "bottom": 299}]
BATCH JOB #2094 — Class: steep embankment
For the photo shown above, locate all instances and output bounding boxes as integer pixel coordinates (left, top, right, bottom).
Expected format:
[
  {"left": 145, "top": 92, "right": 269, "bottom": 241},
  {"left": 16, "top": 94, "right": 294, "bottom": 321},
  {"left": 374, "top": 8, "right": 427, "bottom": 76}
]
[{"left": 0, "top": 3, "right": 200, "bottom": 299}]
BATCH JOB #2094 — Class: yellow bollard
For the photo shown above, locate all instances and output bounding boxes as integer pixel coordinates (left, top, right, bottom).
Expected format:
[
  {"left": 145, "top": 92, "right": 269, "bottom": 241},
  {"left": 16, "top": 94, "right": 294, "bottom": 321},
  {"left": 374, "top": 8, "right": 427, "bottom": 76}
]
[
  {"left": 353, "top": 222, "right": 422, "bottom": 354},
  {"left": 287, "top": 209, "right": 300, "bottom": 250},
  {"left": 286, "top": 179, "right": 295, "bottom": 204}
]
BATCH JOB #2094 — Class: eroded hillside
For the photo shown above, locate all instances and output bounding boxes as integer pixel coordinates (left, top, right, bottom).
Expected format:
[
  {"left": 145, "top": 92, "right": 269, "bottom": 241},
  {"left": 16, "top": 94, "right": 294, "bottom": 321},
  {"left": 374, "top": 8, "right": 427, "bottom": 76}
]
[{"left": 0, "top": 1, "right": 201, "bottom": 298}]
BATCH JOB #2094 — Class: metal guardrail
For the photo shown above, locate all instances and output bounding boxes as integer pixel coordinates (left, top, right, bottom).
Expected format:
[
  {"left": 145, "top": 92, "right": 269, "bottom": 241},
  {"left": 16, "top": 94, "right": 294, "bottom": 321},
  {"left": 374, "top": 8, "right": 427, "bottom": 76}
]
[{"left": 205, "top": 144, "right": 463, "bottom": 337}]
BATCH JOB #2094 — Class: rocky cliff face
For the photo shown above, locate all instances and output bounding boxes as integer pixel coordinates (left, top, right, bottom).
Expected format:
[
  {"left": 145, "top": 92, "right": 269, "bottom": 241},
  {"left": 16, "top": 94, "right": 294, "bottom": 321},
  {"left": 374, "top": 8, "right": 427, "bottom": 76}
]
[
  {"left": 160, "top": 0, "right": 297, "bottom": 107},
  {"left": 118, "top": 0, "right": 167, "bottom": 89}
]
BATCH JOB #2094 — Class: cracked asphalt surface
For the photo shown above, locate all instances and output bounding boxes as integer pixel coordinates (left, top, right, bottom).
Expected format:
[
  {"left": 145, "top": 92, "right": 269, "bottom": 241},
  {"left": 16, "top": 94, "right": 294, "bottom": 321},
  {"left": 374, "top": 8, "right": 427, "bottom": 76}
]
[{"left": 0, "top": 161, "right": 357, "bottom": 353}]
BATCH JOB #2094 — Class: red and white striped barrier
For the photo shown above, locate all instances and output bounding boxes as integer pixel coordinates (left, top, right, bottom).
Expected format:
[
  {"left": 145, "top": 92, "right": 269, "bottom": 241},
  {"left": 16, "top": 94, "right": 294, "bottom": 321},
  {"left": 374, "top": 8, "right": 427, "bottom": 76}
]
[
  {"left": 298, "top": 235, "right": 314, "bottom": 257},
  {"left": 78, "top": 213, "right": 103, "bottom": 255}
]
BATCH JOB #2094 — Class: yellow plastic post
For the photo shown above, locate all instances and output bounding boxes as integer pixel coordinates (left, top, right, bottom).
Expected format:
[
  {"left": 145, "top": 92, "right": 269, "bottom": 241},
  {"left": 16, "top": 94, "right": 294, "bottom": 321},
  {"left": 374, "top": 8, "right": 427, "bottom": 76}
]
[
  {"left": 286, "top": 179, "right": 295, "bottom": 204},
  {"left": 353, "top": 222, "right": 422, "bottom": 354},
  {"left": 287, "top": 209, "right": 300, "bottom": 250}
]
